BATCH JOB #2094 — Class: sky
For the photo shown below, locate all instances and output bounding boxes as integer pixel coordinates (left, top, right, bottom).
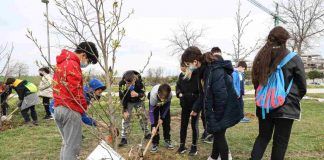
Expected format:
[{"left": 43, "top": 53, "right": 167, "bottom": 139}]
[{"left": 0, "top": 0, "right": 323, "bottom": 76}]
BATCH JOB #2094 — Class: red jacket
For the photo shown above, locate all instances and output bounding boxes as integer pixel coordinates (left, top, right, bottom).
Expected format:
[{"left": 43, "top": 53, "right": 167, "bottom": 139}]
[{"left": 53, "top": 49, "right": 87, "bottom": 114}]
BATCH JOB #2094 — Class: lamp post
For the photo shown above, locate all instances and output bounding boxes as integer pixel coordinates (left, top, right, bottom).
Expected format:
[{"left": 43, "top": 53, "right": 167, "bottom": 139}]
[{"left": 42, "top": 0, "right": 51, "bottom": 65}]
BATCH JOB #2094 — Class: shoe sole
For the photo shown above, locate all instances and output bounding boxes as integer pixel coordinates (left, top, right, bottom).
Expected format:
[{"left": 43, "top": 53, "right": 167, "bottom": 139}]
[
  {"left": 189, "top": 151, "right": 198, "bottom": 156},
  {"left": 178, "top": 150, "right": 187, "bottom": 154},
  {"left": 203, "top": 141, "right": 213, "bottom": 144},
  {"left": 150, "top": 150, "right": 158, "bottom": 153}
]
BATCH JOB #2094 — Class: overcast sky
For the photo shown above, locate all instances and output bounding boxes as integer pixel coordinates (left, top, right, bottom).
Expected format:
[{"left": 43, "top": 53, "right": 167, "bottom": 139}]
[{"left": 0, "top": 0, "right": 323, "bottom": 76}]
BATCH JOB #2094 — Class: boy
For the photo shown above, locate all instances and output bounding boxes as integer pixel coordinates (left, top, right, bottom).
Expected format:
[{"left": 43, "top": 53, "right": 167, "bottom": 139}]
[
  {"left": 118, "top": 70, "right": 150, "bottom": 147},
  {"left": 232, "top": 61, "right": 250, "bottom": 123},
  {"left": 53, "top": 41, "right": 98, "bottom": 160},
  {"left": 149, "top": 83, "right": 174, "bottom": 153},
  {"left": 0, "top": 82, "right": 11, "bottom": 116},
  {"left": 176, "top": 62, "right": 199, "bottom": 156},
  {"left": 5, "top": 78, "right": 39, "bottom": 125}
]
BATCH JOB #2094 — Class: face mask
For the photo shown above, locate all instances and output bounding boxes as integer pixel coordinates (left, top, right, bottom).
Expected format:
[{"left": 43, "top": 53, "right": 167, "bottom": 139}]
[
  {"left": 80, "top": 62, "right": 89, "bottom": 68},
  {"left": 189, "top": 65, "right": 197, "bottom": 72}
]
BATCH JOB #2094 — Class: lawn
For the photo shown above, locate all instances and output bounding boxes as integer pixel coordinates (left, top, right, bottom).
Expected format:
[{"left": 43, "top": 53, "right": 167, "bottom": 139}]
[{"left": 0, "top": 98, "right": 323, "bottom": 160}]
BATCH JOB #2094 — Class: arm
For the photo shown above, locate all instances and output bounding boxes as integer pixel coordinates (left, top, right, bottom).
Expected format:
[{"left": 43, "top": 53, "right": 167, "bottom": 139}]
[
  {"left": 161, "top": 101, "right": 171, "bottom": 119},
  {"left": 136, "top": 80, "right": 145, "bottom": 99},
  {"left": 38, "top": 75, "right": 52, "bottom": 91},
  {"left": 293, "top": 56, "right": 307, "bottom": 99},
  {"left": 81, "top": 113, "right": 97, "bottom": 126},
  {"left": 176, "top": 75, "right": 182, "bottom": 98},
  {"left": 232, "top": 71, "right": 241, "bottom": 97},
  {"left": 118, "top": 81, "right": 128, "bottom": 111},
  {"left": 192, "top": 94, "right": 203, "bottom": 113},
  {"left": 211, "top": 69, "right": 228, "bottom": 109}
]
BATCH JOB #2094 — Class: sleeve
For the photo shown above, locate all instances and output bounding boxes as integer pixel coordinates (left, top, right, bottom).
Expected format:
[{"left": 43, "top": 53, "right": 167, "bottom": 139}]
[
  {"left": 81, "top": 113, "right": 97, "bottom": 126},
  {"left": 293, "top": 56, "right": 307, "bottom": 99},
  {"left": 176, "top": 75, "right": 182, "bottom": 98},
  {"left": 136, "top": 80, "right": 145, "bottom": 99},
  {"left": 192, "top": 94, "right": 203, "bottom": 112},
  {"left": 38, "top": 76, "right": 52, "bottom": 91},
  {"left": 232, "top": 71, "right": 240, "bottom": 97},
  {"left": 118, "top": 80, "right": 128, "bottom": 111},
  {"left": 161, "top": 101, "right": 171, "bottom": 119},
  {"left": 66, "top": 61, "right": 87, "bottom": 110},
  {"left": 149, "top": 91, "right": 158, "bottom": 107},
  {"left": 211, "top": 69, "right": 228, "bottom": 109},
  {"left": 149, "top": 104, "right": 155, "bottom": 124}
]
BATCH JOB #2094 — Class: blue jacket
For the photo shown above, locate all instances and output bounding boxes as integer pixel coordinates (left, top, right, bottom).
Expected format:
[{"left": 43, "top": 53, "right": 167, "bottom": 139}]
[
  {"left": 232, "top": 70, "right": 245, "bottom": 97},
  {"left": 203, "top": 60, "right": 243, "bottom": 133}
]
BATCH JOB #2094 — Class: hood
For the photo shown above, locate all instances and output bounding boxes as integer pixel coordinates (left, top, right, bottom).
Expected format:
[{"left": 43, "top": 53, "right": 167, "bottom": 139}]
[
  {"left": 56, "top": 49, "right": 80, "bottom": 65},
  {"left": 122, "top": 70, "right": 142, "bottom": 82},
  {"left": 209, "top": 60, "right": 234, "bottom": 75},
  {"left": 89, "top": 78, "right": 106, "bottom": 91}
]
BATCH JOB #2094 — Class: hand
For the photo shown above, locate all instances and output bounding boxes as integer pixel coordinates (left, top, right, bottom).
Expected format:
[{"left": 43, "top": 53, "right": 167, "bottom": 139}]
[
  {"left": 123, "top": 111, "right": 129, "bottom": 119},
  {"left": 190, "top": 111, "right": 198, "bottom": 117},
  {"left": 158, "top": 119, "right": 163, "bottom": 124},
  {"left": 152, "top": 127, "right": 157, "bottom": 135},
  {"left": 179, "top": 93, "right": 183, "bottom": 98},
  {"left": 130, "top": 91, "right": 139, "bottom": 97}
]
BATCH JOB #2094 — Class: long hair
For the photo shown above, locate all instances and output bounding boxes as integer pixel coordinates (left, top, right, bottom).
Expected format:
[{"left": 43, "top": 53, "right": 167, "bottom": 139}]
[{"left": 252, "top": 26, "right": 290, "bottom": 88}]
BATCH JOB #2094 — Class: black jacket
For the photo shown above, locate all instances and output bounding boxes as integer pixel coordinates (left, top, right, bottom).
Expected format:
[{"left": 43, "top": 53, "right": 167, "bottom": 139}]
[
  {"left": 12, "top": 80, "right": 33, "bottom": 100},
  {"left": 203, "top": 60, "right": 243, "bottom": 133},
  {"left": 255, "top": 54, "right": 307, "bottom": 120},
  {"left": 176, "top": 70, "right": 200, "bottom": 109},
  {"left": 119, "top": 70, "right": 145, "bottom": 111},
  {"left": 0, "top": 86, "right": 12, "bottom": 103}
]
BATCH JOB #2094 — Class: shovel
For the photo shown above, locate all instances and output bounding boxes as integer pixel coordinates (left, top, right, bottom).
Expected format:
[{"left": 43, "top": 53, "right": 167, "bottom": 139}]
[
  {"left": 140, "top": 120, "right": 162, "bottom": 159},
  {"left": 1, "top": 107, "right": 19, "bottom": 122}
]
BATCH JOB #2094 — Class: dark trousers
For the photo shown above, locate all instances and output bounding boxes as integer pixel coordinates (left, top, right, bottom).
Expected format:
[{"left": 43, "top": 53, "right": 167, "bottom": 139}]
[
  {"left": 211, "top": 129, "right": 229, "bottom": 159},
  {"left": 238, "top": 97, "right": 244, "bottom": 113},
  {"left": 1, "top": 102, "right": 9, "bottom": 115},
  {"left": 251, "top": 117, "right": 294, "bottom": 160},
  {"left": 151, "top": 105, "right": 171, "bottom": 145},
  {"left": 201, "top": 107, "right": 207, "bottom": 136},
  {"left": 21, "top": 105, "right": 38, "bottom": 122},
  {"left": 180, "top": 106, "right": 199, "bottom": 146},
  {"left": 42, "top": 97, "right": 51, "bottom": 116}
]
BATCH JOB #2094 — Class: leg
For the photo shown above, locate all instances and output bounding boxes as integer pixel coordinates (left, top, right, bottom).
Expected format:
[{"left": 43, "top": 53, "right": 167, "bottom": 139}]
[
  {"left": 201, "top": 108, "right": 208, "bottom": 138},
  {"left": 29, "top": 105, "right": 38, "bottom": 122},
  {"left": 21, "top": 108, "right": 31, "bottom": 122},
  {"left": 43, "top": 97, "right": 51, "bottom": 116},
  {"left": 191, "top": 112, "right": 199, "bottom": 145},
  {"left": 180, "top": 107, "right": 190, "bottom": 146},
  {"left": 151, "top": 107, "right": 160, "bottom": 145},
  {"left": 55, "top": 106, "right": 82, "bottom": 160},
  {"left": 136, "top": 101, "right": 150, "bottom": 135},
  {"left": 251, "top": 117, "right": 275, "bottom": 160},
  {"left": 121, "top": 103, "right": 134, "bottom": 139},
  {"left": 54, "top": 107, "right": 65, "bottom": 160},
  {"left": 211, "top": 129, "right": 229, "bottom": 159},
  {"left": 271, "top": 118, "right": 294, "bottom": 160},
  {"left": 160, "top": 105, "right": 171, "bottom": 141}
]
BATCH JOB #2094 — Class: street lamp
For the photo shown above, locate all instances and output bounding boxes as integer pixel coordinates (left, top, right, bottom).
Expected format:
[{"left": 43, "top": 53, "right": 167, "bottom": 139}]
[{"left": 42, "top": 0, "right": 51, "bottom": 66}]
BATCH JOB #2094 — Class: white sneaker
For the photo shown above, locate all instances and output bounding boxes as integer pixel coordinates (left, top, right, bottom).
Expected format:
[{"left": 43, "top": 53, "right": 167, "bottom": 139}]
[
  {"left": 207, "top": 156, "right": 216, "bottom": 160},
  {"left": 217, "top": 152, "right": 233, "bottom": 160}
]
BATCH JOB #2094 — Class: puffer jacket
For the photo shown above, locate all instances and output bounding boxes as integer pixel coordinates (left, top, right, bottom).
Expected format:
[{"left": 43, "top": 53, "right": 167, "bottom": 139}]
[
  {"left": 203, "top": 60, "right": 243, "bottom": 133},
  {"left": 255, "top": 53, "right": 307, "bottom": 120},
  {"left": 38, "top": 73, "right": 53, "bottom": 98}
]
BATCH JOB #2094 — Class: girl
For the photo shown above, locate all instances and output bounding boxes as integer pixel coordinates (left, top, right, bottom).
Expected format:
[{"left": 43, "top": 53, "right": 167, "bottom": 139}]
[
  {"left": 38, "top": 67, "right": 53, "bottom": 119},
  {"left": 183, "top": 47, "right": 242, "bottom": 160},
  {"left": 250, "top": 26, "right": 307, "bottom": 160}
]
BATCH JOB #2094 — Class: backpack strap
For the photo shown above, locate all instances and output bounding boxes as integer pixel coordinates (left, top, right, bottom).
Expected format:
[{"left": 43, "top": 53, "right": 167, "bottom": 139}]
[{"left": 278, "top": 52, "right": 297, "bottom": 68}]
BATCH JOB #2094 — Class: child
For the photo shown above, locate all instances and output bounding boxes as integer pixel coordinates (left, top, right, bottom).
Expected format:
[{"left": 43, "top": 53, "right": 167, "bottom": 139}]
[
  {"left": 118, "top": 70, "right": 150, "bottom": 147},
  {"left": 183, "top": 47, "right": 242, "bottom": 160},
  {"left": 38, "top": 67, "right": 53, "bottom": 119},
  {"left": 250, "top": 26, "right": 306, "bottom": 160},
  {"left": 176, "top": 62, "right": 199, "bottom": 156},
  {"left": 148, "top": 83, "right": 174, "bottom": 153},
  {"left": 5, "top": 78, "right": 39, "bottom": 125},
  {"left": 0, "top": 82, "right": 11, "bottom": 116},
  {"left": 53, "top": 41, "right": 98, "bottom": 160},
  {"left": 232, "top": 61, "right": 250, "bottom": 123}
]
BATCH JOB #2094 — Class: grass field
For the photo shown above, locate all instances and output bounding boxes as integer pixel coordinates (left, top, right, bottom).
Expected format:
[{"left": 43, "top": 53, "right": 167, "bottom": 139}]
[{"left": 0, "top": 98, "right": 323, "bottom": 160}]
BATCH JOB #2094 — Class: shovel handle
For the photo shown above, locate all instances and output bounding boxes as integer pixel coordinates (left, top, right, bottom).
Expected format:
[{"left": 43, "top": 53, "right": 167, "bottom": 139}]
[{"left": 142, "top": 121, "right": 162, "bottom": 157}]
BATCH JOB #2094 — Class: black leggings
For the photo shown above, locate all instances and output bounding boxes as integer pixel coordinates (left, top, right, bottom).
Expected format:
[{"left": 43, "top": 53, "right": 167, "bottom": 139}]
[
  {"left": 251, "top": 117, "right": 294, "bottom": 160},
  {"left": 21, "top": 105, "right": 38, "bottom": 122},
  {"left": 211, "top": 129, "right": 229, "bottom": 159},
  {"left": 42, "top": 97, "right": 51, "bottom": 116},
  {"left": 1, "top": 102, "right": 9, "bottom": 115},
  {"left": 180, "top": 107, "right": 199, "bottom": 146}
]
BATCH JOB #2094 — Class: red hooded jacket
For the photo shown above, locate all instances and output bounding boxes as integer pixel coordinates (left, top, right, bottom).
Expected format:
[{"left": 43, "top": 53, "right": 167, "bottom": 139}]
[{"left": 53, "top": 49, "right": 87, "bottom": 114}]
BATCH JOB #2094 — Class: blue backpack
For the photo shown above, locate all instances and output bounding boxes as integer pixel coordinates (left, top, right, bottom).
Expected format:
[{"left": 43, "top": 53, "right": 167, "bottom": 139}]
[{"left": 255, "top": 52, "right": 297, "bottom": 119}]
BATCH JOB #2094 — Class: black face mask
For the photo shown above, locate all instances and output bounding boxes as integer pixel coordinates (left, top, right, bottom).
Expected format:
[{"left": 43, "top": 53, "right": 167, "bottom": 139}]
[{"left": 40, "top": 73, "right": 44, "bottom": 76}]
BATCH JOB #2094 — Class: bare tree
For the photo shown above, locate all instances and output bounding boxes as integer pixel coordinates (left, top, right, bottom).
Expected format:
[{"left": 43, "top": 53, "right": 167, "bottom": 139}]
[
  {"left": 227, "top": 0, "right": 260, "bottom": 63},
  {"left": 146, "top": 67, "right": 165, "bottom": 85},
  {"left": 0, "top": 43, "right": 13, "bottom": 78},
  {"left": 281, "top": 0, "right": 324, "bottom": 55},
  {"left": 168, "top": 22, "right": 205, "bottom": 55}
]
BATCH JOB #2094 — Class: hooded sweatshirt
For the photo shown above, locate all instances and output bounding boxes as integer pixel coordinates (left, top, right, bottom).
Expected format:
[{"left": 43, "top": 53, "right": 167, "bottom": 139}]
[{"left": 53, "top": 49, "right": 87, "bottom": 114}]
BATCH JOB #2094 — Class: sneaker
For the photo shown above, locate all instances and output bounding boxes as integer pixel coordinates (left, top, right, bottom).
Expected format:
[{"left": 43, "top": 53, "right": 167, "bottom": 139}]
[
  {"left": 144, "top": 133, "right": 152, "bottom": 140},
  {"left": 32, "top": 121, "right": 39, "bottom": 126},
  {"left": 177, "top": 145, "right": 187, "bottom": 154},
  {"left": 44, "top": 115, "right": 54, "bottom": 120},
  {"left": 201, "top": 131, "right": 208, "bottom": 141},
  {"left": 207, "top": 156, "right": 216, "bottom": 160},
  {"left": 217, "top": 152, "right": 233, "bottom": 160},
  {"left": 164, "top": 140, "right": 174, "bottom": 149},
  {"left": 150, "top": 144, "right": 158, "bottom": 153},
  {"left": 204, "top": 134, "right": 214, "bottom": 144},
  {"left": 118, "top": 138, "right": 127, "bottom": 147},
  {"left": 188, "top": 145, "right": 198, "bottom": 156},
  {"left": 240, "top": 117, "right": 251, "bottom": 123}
]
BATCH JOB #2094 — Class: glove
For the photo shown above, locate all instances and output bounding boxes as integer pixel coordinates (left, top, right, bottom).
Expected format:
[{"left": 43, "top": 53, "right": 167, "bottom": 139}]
[{"left": 81, "top": 113, "right": 97, "bottom": 126}]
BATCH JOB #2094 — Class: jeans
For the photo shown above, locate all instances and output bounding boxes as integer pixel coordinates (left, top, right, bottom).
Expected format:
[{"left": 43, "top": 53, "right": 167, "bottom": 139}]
[
  {"left": 251, "top": 117, "right": 294, "bottom": 160},
  {"left": 54, "top": 106, "right": 82, "bottom": 160}
]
